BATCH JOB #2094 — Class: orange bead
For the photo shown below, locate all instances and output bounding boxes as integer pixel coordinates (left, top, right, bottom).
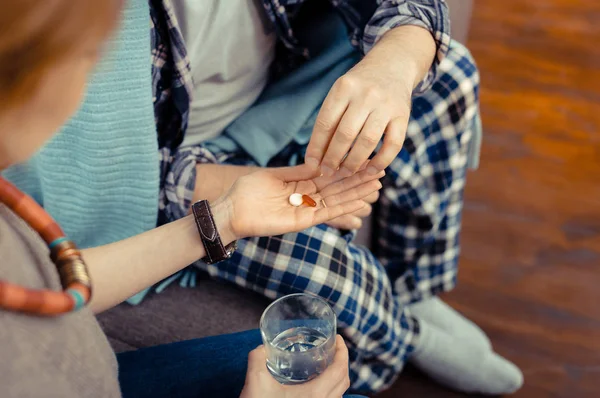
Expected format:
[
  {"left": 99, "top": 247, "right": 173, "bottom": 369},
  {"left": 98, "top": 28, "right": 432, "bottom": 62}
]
[{"left": 302, "top": 194, "right": 317, "bottom": 207}]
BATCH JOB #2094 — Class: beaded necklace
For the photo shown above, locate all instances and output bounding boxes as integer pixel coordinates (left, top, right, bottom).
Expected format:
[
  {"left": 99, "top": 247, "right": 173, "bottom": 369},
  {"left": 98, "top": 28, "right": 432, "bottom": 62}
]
[{"left": 0, "top": 176, "right": 92, "bottom": 315}]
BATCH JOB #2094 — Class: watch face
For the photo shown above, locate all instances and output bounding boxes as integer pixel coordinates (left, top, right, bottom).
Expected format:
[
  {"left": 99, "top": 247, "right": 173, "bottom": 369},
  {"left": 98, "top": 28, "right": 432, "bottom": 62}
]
[{"left": 226, "top": 241, "right": 238, "bottom": 257}]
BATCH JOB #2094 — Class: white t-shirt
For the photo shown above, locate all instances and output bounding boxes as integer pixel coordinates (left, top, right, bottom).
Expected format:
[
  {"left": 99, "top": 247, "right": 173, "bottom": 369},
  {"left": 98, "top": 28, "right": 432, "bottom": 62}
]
[{"left": 171, "top": 0, "right": 277, "bottom": 147}]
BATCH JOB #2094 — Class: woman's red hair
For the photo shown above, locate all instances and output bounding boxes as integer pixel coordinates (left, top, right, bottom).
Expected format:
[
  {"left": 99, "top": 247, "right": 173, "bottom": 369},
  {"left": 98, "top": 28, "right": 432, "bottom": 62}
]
[{"left": 0, "top": 0, "right": 123, "bottom": 110}]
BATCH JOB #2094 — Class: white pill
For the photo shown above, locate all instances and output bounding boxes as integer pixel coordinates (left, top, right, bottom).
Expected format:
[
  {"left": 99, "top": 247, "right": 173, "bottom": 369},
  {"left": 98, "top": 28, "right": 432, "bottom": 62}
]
[{"left": 289, "top": 193, "right": 303, "bottom": 207}]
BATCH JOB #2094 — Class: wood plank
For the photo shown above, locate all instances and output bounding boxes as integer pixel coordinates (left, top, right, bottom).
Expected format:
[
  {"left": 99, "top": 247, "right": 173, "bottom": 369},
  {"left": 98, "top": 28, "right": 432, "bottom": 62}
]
[{"left": 379, "top": 1, "right": 600, "bottom": 396}]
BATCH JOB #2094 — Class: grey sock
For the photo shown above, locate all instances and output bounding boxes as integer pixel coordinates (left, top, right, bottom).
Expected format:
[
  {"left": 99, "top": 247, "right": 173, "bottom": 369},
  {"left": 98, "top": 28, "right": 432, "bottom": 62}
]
[
  {"left": 410, "top": 297, "right": 491, "bottom": 349},
  {"left": 410, "top": 319, "right": 524, "bottom": 395}
]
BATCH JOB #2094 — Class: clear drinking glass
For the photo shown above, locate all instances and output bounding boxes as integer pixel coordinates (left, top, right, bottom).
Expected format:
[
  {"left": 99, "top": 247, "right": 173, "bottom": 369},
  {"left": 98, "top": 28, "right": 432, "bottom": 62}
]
[{"left": 260, "top": 293, "right": 337, "bottom": 385}]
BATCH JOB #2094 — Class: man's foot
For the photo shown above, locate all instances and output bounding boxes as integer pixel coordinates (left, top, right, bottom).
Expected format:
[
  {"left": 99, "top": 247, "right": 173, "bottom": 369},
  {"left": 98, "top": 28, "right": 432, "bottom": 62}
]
[
  {"left": 409, "top": 296, "right": 492, "bottom": 349},
  {"left": 410, "top": 318, "right": 523, "bottom": 395}
]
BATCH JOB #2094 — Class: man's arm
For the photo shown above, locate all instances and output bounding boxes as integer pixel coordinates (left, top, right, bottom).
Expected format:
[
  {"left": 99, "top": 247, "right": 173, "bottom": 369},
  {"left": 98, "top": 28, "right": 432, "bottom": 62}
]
[
  {"left": 361, "top": 0, "right": 451, "bottom": 93},
  {"left": 305, "top": 0, "right": 450, "bottom": 177}
]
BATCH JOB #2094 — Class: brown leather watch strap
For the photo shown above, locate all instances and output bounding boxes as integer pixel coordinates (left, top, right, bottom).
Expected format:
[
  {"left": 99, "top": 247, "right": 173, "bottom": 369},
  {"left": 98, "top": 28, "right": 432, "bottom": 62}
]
[{"left": 191, "top": 200, "right": 236, "bottom": 264}]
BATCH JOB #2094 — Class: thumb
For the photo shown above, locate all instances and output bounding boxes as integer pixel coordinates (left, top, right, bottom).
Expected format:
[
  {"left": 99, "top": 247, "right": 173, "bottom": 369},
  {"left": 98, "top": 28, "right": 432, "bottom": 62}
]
[
  {"left": 305, "top": 335, "right": 350, "bottom": 391},
  {"left": 270, "top": 164, "right": 320, "bottom": 182},
  {"left": 246, "top": 345, "right": 268, "bottom": 373}
]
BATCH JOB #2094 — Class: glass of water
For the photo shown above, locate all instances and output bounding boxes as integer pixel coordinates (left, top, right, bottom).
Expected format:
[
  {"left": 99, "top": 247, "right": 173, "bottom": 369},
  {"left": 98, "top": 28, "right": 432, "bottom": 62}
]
[{"left": 260, "top": 293, "right": 337, "bottom": 385}]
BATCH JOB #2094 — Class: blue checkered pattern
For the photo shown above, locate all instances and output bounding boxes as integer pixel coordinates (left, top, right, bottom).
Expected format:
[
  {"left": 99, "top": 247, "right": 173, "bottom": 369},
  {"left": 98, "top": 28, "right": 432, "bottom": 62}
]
[
  {"left": 186, "top": 43, "right": 479, "bottom": 392},
  {"left": 377, "top": 45, "right": 480, "bottom": 307},
  {"left": 148, "top": 0, "right": 480, "bottom": 392}
]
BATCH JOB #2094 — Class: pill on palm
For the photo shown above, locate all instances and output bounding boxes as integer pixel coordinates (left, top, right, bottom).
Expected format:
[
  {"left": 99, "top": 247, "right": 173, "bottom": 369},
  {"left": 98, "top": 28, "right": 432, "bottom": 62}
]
[
  {"left": 301, "top": 194, "right": 317, "bottom": 207},
  {"left": 288, "top": 193, "right": 317, "bottom": 207},
  {"left": 289, "top": 193, "right": 303, "bottom": 207}
]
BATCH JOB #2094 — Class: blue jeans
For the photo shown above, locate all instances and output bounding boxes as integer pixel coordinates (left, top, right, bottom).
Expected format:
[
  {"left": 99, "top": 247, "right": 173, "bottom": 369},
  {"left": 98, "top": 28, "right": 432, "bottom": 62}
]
[{"left": 117, "top": 329, "right": 367, "bottom": 398}]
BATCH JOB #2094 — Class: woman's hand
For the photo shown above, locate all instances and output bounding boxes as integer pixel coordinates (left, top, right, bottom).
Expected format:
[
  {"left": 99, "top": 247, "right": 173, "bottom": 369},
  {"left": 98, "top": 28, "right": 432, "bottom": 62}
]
[
  {"left": 194, "top": 164, "right": 258, "bottom": 203},
  {"left": 304, "top": 25, "right": 437, "bottom": 178},
  {"left": 214, "top": 164, "right": 384, "bottom": 241},
  {"left": 240, "top": 335, "right": 351, "bottom": 398},
  {"left": 84, "top": 164, "right": 379, "bottom": 313},
  {"left": 324, "top": 190, "right": 379, "bottom": 231},
  {"left": 313, "top": 161, "right": 379, "bottom": 231}
]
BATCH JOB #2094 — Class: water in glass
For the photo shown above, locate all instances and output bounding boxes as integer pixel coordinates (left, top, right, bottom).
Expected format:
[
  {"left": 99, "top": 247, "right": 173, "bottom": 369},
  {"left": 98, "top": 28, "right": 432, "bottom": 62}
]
[
  {"left": 260, "top": 293, "right": 337, "bottom": 385},
  {"left": 266, "top": 326, "right": 335, "bottom": 384}
]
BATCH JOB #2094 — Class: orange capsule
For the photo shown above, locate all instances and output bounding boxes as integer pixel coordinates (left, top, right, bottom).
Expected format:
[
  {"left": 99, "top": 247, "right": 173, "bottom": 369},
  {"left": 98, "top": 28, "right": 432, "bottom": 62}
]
[{"left": 301, "top": 194, "right": 317, "bottom": 207}]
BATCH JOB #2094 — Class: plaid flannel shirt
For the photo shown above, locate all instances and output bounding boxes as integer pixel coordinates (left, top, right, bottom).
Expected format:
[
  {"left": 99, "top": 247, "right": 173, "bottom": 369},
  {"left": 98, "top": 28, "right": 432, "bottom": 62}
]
[
  {"left": 150, "top": 0, "right": 450, "bottom": 225},
  {"left": 147, "top": 2, "right": 481, "bottom": 391}
]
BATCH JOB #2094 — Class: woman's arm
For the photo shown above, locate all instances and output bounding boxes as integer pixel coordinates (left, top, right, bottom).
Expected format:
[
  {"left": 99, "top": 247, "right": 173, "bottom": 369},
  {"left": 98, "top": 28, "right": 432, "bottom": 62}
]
[
  {"left": 82, "top": 200, "right": 234, "bottom": 314},
  {"left": 82, "top": 165, "right": 382, "bottom": 314}
]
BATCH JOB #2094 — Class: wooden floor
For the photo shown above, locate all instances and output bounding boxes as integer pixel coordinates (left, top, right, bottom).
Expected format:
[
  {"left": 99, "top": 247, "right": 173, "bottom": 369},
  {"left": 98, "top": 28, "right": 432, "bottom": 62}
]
[{"left": 379, "top": 1, "right": 600, "bottom": 397}]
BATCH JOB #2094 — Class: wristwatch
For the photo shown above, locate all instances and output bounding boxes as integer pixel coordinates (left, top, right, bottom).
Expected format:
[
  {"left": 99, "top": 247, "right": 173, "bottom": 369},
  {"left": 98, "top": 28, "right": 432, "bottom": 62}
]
[{"left": 191, "top": 200, "right": 237, "bottom": 264}]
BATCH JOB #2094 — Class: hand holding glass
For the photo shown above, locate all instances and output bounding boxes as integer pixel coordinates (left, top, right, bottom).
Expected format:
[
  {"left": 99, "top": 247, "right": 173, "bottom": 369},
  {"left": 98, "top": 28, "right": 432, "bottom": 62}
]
[{"left": 260, "top": 293, "right": 337, "bottom": 384}]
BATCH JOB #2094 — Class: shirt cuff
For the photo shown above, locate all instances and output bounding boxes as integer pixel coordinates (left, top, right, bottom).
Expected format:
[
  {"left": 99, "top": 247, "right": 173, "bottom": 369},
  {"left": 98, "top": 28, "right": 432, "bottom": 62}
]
[
  {"left": 361, "top": 0, "right": 451, "bottom": 93},
  {"left": 158, "top": 146, "right": 220, "bottom": 224}
]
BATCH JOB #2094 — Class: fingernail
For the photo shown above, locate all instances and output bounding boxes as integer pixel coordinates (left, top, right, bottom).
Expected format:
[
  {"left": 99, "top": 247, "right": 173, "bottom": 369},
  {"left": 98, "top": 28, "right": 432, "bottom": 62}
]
[
  {"left": 321, "top": 165, "right": 335, "bottom": 177},
  {"left": 305, "top": 157, "right": 320, "bottom": 169},
  {"left": 339, "top": 167, "right": 353, "bottom": 178},
  {"left": 367, "top": 166, "right": 379, "bottom": 175}
]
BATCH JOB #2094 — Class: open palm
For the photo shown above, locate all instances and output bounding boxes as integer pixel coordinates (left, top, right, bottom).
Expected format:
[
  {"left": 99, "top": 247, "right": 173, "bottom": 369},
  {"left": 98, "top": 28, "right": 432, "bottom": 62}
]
[{"left": 224, "top": 164, "right": 383, "bottom": 239}]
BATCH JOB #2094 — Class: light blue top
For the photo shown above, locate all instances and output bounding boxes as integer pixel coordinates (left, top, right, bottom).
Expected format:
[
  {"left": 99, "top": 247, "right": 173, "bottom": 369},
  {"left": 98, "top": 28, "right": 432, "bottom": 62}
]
[
  {"left": 3, "top": 0, "right": 159, "bottom": 250},
  {"left": 204, "top": 11, "right": 361, "bottom": 166}
]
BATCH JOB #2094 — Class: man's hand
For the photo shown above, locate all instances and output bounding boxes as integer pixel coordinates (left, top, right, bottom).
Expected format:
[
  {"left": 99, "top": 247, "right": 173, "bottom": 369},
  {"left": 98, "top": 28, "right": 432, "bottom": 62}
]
[
  {"left": 240, "top": 335, "right": 351, "bottom": 398},
  {"left": 305, "top": 25, "right": 436, "bottom": 179}
]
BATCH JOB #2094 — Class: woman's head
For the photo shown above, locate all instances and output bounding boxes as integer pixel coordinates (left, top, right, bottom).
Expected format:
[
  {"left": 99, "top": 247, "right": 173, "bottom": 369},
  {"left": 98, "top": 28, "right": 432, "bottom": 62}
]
[{"left": 0, "top": 0, "right": 123, "bottom": 169}]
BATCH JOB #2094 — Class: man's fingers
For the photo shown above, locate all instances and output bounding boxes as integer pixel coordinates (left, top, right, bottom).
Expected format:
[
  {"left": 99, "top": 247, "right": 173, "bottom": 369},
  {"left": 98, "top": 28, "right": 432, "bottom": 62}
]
[
  {"left": 305, "top": 89, "right": 349, "bottom": 168},
  {"left": 368, "top": 117, "right": 407, "bottom": 174},
  {"left": 271, "top": 164, "right": 320, "bottom": 182},
  {"left": 340, "top": 110, "right": 387, "bottom": 174},
  {"left": 320, "top": 103, "right": 369, "bottom": 177},
  {"left": 313, "top": 159, "right": 372, "bottom": 191}
]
